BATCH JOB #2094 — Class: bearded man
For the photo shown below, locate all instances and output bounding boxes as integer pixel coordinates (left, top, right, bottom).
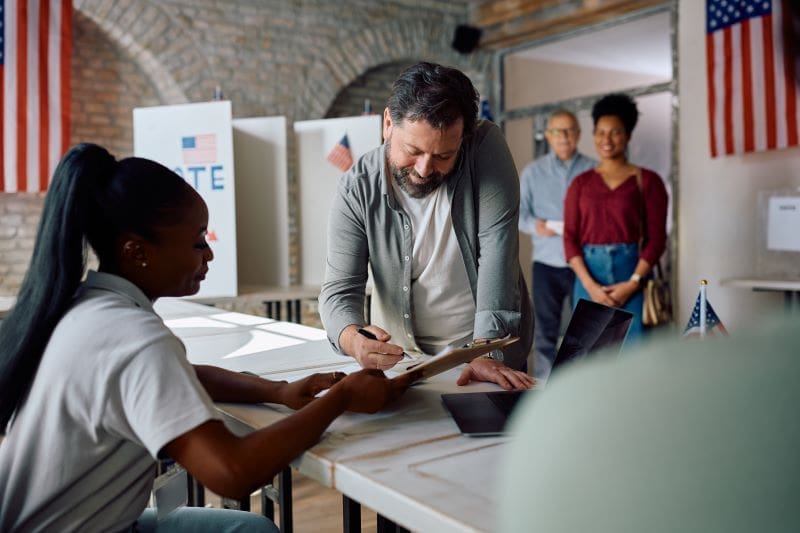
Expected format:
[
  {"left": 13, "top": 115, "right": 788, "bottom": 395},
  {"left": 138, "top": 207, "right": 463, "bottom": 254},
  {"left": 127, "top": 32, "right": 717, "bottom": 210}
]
[{"left": 319, "top": 62, "right": 533, "bottom": 390}]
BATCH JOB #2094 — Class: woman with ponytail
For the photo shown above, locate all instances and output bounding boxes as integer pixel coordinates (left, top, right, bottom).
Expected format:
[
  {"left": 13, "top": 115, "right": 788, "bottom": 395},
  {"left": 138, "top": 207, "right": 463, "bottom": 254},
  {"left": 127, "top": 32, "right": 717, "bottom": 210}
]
[{"left": 0, "top": 144, "right": 412, "bottom": 532}]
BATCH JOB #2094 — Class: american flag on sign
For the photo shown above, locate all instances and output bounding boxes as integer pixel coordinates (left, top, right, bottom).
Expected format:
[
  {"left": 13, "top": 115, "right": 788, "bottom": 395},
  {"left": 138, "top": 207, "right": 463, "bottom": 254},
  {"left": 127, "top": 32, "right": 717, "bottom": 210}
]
[
  {"left": 1, "top": 0, "right": 72, "bottom": 192},
  {"left": 326, "top": 133, "right": 353, "bottom": 172},
  {"left": 706, "top": 0, "right": 799, "bottom": 157},
  {"left": 182, "top": 134, "right": 217, "bottom": 165}
]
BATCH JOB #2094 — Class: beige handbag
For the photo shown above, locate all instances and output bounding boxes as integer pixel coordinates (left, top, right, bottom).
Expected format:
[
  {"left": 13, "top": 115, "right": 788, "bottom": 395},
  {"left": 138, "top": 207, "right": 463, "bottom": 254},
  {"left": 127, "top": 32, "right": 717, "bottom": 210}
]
[
  {"left": 634, "top": 169, "right": 673, "bottom": 327},
  {"left": 642, "top": 263, "right": 673, "bottom": 327}
]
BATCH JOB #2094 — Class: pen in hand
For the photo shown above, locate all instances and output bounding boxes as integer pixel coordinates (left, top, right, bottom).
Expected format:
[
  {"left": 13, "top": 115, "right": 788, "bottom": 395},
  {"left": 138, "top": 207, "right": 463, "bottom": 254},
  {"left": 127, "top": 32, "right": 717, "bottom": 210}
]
[
  {"left": 357, "top": 328, "right": 410, "bottom": 361},
  {"left": 357, "top": 328, "right": 378, "bottom": 340}
]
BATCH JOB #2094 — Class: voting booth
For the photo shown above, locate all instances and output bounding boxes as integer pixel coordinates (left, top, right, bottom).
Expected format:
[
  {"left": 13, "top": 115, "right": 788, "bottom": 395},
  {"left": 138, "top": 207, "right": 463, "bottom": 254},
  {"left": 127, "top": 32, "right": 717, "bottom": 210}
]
[
  {"left": 134, "top": 101, "right": 238, "bottom": 297},
  {"left": 294, "top": 115, "right": 383, "bottom": 285},
  {"left": 133, "top": 105, "right": 380, "bottom": 297},
  {"left": 232, "top": 116, "right": 290, "bottom": 288},
  {"left": 134, "top": 103, "right": 292, "bottom": 297}
]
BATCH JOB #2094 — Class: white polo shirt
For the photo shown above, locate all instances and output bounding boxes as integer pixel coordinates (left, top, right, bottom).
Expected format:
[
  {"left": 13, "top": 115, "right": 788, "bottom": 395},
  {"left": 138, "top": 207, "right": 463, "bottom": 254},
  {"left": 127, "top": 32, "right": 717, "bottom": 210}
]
[{"left": 0, "top": 271, "right": 222, "bottom": 531}]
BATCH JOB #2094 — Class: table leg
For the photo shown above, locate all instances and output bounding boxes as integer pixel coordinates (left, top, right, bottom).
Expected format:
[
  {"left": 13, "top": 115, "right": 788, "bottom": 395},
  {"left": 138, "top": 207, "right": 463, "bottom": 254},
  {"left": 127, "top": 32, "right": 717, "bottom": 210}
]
[
  {"left": 187, "top": 474, "right": 205, "bottom": 507},
  {"left": 784, "top": 291, "right": 800, "bottom": 314},
  {"left": 377, "top": 514, "right": 409, "bottom": 533},
  {"left": 343, "top": 495, "right": 361, "bottom": 533},
  {"left": 260, "top": 485, "right": 276, "bottom": 521},
  {"left": 279, "top": 467, "right": 293, "bottom": 532}
]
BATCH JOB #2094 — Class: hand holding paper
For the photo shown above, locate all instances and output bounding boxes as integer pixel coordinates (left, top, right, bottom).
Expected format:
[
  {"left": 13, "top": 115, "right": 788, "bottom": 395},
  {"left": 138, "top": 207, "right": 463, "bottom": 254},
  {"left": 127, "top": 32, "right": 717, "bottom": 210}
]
[
  {"left": 391, "top": 336, "right": 519, "bottom": 383},
  {"left": 545, "top": 220, "right": 564, "bottom": 235}
]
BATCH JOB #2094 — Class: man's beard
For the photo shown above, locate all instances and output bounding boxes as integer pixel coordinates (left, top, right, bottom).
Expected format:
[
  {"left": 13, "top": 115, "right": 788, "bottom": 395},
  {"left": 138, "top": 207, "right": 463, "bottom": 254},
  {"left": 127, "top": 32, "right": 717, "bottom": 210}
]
[{"left": 386, "top": 139, "right": 452, "bottom": 199}]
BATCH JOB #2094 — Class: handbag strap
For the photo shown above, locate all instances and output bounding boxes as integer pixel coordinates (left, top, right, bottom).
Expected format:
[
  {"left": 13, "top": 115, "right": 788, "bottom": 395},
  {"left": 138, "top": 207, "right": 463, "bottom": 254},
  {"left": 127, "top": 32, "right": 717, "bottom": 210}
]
[{"left": 633, "top": 167, "right": 645, "bottom": 250}]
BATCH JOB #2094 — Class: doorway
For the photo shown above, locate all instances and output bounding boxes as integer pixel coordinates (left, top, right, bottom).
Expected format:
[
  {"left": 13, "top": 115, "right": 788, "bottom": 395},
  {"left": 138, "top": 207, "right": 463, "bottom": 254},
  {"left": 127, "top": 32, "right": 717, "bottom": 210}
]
[{"left": 497, "top": 5, "right": 678, "bottom": 302}]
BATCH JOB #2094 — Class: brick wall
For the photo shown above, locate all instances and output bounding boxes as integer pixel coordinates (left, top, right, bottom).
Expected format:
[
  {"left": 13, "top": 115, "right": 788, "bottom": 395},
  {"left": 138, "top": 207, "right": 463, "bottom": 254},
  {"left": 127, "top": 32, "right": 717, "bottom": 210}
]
[
  {"left": 0, "top": 10, "right": 160, "bottom": 295},
  {"left": 326, "top": 61, "right": 416, "bottom": 118},
  {"left": 71, "top": 11, "right": 161, "bottom": 158},
  {"left": 0, "top": 194, "right": 44, "bottom": 292},
  {"left": 0, "top": 0, "right": 492, "bottom": 297}
]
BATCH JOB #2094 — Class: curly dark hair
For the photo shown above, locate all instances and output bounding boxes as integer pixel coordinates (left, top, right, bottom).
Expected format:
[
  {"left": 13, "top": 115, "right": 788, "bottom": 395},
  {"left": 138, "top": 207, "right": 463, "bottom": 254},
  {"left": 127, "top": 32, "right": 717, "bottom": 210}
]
[
  {"left": 387, "top": 62, "right": 479, "bottom": 138},
  {"left": 591, "top": 93, "right": 639, "bottom": 135}
]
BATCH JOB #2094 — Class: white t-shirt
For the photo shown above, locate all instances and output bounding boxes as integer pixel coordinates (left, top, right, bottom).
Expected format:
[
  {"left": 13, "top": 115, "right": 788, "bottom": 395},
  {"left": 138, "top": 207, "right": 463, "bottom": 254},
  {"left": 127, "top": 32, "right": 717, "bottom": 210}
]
[
  {"left": 392, "top": 181, "right": 476, "bottom": 353},
  {"left": 0, "top": 271, "right": 222, "bottom": 532}
]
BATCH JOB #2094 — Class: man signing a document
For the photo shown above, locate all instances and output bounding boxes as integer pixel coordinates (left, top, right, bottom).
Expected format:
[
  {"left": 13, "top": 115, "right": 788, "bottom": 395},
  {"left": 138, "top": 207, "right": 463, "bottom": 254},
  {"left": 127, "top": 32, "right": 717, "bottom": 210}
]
[{"left": 319, "top": 62, "right": 533, "bottom": 391}]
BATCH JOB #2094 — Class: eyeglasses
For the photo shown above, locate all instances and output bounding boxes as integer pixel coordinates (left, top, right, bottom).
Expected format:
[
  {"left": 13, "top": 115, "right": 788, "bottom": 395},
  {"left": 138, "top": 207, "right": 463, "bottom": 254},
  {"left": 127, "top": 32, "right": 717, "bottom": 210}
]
[{"left": 547, "top": 127, "right": 578, "bottom": 138}]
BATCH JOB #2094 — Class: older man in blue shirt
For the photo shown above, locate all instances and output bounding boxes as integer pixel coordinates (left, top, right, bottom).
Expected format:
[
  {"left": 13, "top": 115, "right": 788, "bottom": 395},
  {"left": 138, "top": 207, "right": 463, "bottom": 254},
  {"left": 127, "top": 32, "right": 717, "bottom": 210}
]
[{"left": 519, "top": 110, "right": 595, "bottom": 380}]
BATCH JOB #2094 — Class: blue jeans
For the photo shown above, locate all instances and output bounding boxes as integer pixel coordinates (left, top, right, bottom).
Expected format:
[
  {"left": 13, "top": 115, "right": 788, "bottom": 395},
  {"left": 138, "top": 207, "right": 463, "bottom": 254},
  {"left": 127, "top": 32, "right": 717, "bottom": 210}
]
[
  {"left": 532, "top": 261, "right": 575, "bottom": 379},
  {"left": 134, "top": 507, "right": 278, "bottom": 532},
  {"left": 573, "top": 243, "right": 644, "bottom": 345}
]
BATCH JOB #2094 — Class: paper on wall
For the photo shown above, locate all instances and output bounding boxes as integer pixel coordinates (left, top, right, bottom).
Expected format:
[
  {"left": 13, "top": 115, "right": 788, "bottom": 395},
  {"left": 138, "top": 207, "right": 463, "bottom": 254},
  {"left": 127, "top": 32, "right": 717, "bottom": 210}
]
[{"left": 767, "top": 197, "right": 800, "bottom": 252}]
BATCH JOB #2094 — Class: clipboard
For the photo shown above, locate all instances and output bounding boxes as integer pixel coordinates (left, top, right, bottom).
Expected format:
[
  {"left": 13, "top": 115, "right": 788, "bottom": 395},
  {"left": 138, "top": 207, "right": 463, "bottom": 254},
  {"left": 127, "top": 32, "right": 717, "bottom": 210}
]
[{"left": 393, "top": 336, "right": 519, "bottom": 383}]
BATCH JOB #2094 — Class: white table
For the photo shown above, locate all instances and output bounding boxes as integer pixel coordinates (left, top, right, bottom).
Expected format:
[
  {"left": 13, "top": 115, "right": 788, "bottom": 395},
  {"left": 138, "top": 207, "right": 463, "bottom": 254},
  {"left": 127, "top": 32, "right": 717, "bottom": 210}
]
[
  {"left": 155, "top": 298, "right": 511, "bottom": 532},
  {"left": 220, "top": 373, "right": 506, "bottom": 533},
  {"left": 720, "top": 277, "right": 800, "bottom": 313}
]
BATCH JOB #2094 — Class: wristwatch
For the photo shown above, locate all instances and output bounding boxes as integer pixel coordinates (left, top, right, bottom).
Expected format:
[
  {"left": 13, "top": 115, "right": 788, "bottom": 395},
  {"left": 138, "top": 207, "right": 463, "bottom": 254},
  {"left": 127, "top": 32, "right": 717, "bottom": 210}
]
[
  {"left": 629, "top": 273, "right": 642, "bottom": 286},
  {"left": 485, "top": 349, "right": 505, "bottom": 362}
]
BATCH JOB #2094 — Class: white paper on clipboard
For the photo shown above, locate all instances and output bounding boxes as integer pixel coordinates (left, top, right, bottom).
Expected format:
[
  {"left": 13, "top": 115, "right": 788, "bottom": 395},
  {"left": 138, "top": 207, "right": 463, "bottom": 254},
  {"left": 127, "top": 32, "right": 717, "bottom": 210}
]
[{"left": 392, "top": 336, "right": 519, "bottom": 383}]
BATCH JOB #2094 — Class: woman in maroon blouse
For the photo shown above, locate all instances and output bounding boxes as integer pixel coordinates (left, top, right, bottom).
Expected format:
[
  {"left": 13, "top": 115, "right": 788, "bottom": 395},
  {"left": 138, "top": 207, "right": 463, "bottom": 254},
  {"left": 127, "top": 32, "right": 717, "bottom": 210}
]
[{"left": 563, "top": 94, "right": 668, "bottom": 340}]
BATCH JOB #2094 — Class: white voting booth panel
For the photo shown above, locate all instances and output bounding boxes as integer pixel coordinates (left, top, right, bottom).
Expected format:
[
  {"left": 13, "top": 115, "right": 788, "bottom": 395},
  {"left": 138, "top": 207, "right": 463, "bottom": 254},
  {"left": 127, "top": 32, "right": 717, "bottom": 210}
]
[
  {"left": 232, "top": 117, "right": 290, "bottom": 287},
  {"left": 134, "top": 101, "right": 238, "bottom": 297},
  {"left": 295, "top": 115, "right": 382, "bottom": 285}
]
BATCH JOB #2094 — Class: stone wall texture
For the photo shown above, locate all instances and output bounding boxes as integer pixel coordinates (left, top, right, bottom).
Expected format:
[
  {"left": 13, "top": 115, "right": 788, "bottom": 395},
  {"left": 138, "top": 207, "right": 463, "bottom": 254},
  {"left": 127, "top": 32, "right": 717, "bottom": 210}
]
[{"left": 0, "top": 0, "right": 493, "bottom": 298}]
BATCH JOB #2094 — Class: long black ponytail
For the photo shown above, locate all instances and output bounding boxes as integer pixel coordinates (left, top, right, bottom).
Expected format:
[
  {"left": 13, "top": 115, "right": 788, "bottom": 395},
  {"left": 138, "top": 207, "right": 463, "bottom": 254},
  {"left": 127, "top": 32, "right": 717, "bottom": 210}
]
[{"left": 0, "top": 143, "right": 192, "bottom": 432}]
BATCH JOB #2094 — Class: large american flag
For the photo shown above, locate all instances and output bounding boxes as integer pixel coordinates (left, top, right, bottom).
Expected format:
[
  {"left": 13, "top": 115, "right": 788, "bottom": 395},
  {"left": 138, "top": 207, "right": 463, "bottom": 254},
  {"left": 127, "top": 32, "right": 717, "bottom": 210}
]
[
  {"left": 706, "top": 0, "right": 799, "bottom": 157},
  {"left": 1, "top": 0, "right": 71, "bottom": 193}
]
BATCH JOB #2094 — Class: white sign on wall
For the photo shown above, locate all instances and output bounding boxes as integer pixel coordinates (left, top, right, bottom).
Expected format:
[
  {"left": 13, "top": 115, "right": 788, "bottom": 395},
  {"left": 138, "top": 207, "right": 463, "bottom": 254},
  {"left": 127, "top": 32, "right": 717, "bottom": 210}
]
[
  {"left": 767, "top": 196, "right": 800, "bottom": 252},
  {"left": 133, "top": 101, "right": 238, "bottom": 297}
]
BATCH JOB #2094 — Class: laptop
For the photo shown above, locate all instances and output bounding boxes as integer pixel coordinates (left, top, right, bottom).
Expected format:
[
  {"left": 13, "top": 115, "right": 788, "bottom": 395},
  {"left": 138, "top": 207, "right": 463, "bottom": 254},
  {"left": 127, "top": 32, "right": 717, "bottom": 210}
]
[{"left": 441, "top": 299, "right": 634, "bottom": 436}]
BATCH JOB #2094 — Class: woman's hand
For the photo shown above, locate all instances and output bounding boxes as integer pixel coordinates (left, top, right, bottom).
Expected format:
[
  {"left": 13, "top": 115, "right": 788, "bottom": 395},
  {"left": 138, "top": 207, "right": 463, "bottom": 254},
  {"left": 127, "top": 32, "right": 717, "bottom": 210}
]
[
  {"left": 279, "top": 372, "right": 346, "bottom": 410},
  {"left": 587, "top": 283, "right": 619, "bottom": 306},
  {"left": 334, "top": 369, "right": 414, "bottom": 413},
  {"left": 603, "top": 280, "right": 640, "bottom": 307}
]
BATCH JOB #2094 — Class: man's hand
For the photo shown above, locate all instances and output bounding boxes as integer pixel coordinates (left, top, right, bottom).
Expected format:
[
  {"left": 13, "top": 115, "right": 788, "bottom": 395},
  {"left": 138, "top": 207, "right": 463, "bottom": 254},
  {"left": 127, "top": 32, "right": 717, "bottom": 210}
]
[
  {"left": 278, "top": 372, "right": 346, "bottom": 410},
  {"left": 535, "top": 218, "right": 557, "bottom": 237},
  {"left": 457, "top": 357, "right": 535, "bottom": 391},
  {"left": 340, "top": 325, "right": 405, "bottom": 370}
]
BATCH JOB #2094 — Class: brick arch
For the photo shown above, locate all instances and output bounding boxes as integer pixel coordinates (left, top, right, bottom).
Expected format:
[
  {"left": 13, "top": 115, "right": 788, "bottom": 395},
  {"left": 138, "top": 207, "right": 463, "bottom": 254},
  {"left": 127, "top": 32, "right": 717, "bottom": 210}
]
[
  {"left": 73, "top": 0, "right": 204, "bottom": 104},
  {"left": 299, "top": 19, "right": 495, "bottom": 120}
]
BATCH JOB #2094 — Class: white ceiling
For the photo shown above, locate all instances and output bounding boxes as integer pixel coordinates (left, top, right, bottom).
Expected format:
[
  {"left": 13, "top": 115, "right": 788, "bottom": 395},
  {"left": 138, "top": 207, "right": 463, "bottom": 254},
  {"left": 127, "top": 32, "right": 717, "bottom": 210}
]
[{"left": 513, "top": 11, "right": 672, "bottom": 78}]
